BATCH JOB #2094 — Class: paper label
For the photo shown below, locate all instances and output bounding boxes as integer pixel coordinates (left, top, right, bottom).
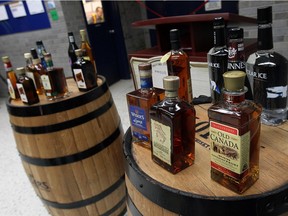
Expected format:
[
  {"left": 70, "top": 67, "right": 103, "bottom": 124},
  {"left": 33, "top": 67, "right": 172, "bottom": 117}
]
[
  {"left": 7, "top": 78, "right": 16, "bottom": 99},
  {"left": 41, "top": 75, "right": 52, "bottom": 90},
  {"left": 73, "top": 69, "right": 87, "bottom": 89},
  {"left": 25, "top": 71, "right": 36, "bottom": 89},
  {"left": 16, "top": 83, "right": 28, "bottom": 102},
  {"left": 129, "top": 105, "right": 147, "bottom": 131}
]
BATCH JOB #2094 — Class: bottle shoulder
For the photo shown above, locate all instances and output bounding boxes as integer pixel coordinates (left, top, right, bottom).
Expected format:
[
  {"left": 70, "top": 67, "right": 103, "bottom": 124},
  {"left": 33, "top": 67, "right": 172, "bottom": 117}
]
[
  {"left": 127, "top": 88, "right": 158, "bottom": 100},
  {"left": 151, "top": 98, "right": 195, "bottom": 115}
]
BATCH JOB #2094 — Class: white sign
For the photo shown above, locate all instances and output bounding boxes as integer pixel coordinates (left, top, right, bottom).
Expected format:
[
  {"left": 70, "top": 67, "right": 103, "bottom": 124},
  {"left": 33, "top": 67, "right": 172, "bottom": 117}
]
[
  {"left": 26, "top": 0, "right": 45, "bottom": 15},
  {"left": 9, "top": 2, "right": 27, "bottom": 18},
  {"left": 0, "top": 5, "right": 9, "bottom": 21}
]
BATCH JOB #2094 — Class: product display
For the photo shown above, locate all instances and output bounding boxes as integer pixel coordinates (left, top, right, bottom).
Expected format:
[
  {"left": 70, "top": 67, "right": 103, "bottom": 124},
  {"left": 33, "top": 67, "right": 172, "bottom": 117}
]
[
  {"left": 208, "top": 71, "right": 262, "bottom": 193},
  {"left": 150, "top": 76, "right": 196, "bottom": 174}
]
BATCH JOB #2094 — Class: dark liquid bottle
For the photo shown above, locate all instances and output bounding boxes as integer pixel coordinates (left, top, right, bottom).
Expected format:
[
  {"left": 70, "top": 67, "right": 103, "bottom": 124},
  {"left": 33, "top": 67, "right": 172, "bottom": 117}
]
[
  {"left": 208, "top": 17, "right": 228, "bottom": 103},
  {"left": 68, "top": 32, "right": 79, "bottom": 79},
  {"left": 150, "top": 76, "right": 196, "bottom": 174},
  {"left": 36, "top": 40, "right": 47, "bottom": 69},
  {"left": 72, "top": 49, "right": 97, "bottom": 91}
]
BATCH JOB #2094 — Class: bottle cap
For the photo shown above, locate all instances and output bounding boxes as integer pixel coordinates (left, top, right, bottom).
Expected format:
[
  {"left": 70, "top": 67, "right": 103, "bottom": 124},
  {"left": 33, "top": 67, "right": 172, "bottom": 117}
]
[
  {"left": 213, "top": 17, "right": 225, "bottom": 28},
  {"left": 30, "top": 48, "right": 38, "bottom": 59},
  {"left": 24, "top": 53, "right": 32, "bottom": 59},
  {"left": 228, "top": 27, "right": 243, "bottom": 39},
  {"left": 163, "top": 76, "right": 180, "bottom": 91},
  {"left": 257, "top": 6, "right": 272, "bottom": 24},
  {"left": 223, "top": 71, "right": 246, "bottom": 91},
  {"left": 75, "top": 49, "right": 83, "bottom": 56},
  {"left": 2, "top": 56, "right": 10, "bottom": 63},
  {"left": 36, "top": 40, "right": 43, "bottom": 46},
  {"left": 16, "top": 67, "right": 26, "bottom": 74},
  {"left": 170, "top": 29, "right": 180, "bottom": 43},
  {"left": 80, "top": 29, "right": 86, "bottom": 35},
  {"left": 68, "top": 32, "right": 74, "bottom": 36}
]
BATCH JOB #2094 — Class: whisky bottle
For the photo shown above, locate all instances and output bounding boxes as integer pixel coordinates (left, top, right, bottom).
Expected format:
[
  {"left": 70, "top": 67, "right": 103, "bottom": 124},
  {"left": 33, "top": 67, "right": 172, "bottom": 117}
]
[
  {"left": 246, "top": 6, "right": 288, "bottom": 126},
  {"left": 150, "top": 76, "right": 196, "bottom": 174},
  {"left": 227, "top": 28, "right": 253, "bottom": 100},
  {"left": 68, "top": 32, "right": 79, "bottom": 79},
  {"left": 208, "top": 17, "right": 228, "bottom": 103},
  {"left": 80, "top": 29, "right": 96, "bottom": 71},
  {"left": 208, "top": 71, "right": 262, "bottom": 194},
  {"left": 36, "top": 40, "right": 47, "bottom": 68},
  {"left": 166, "top": 29, "right": 193, "bottom": 103},
  {"left": 126, "top": 63, "right": 163, "bottom": 149},
  {"left": 16, "top": 67, "right": 39, "bottom": 105},
  {"left": 2, "top": 56, "right": 20, "bottom": 100},
  {"left": 72, "top": 49, "right": 97, "bottom": 91},
  {"left": 24, "top": 52, "right": 43, "bottom": 95}
]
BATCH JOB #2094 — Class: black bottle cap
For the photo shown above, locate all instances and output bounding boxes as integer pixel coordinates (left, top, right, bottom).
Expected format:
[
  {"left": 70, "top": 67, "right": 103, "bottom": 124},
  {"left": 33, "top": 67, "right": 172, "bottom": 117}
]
[
  {"left": 170, "top": 29, "right": 180, "bottom": 43},
  {"left": 257, "top": 6, "right": 272, "bottom": 24},
  {"left": 30, "top": 48, "right": 38, "bottom": 59},
  {"left": 228, "top": 27, "right": 243, "bottom": 39},
  {"left": 36, "top": 40, "right": 43, "bottom": 46},
  {"left": 213, "top": 17, "right": 225, "bottom": 27},
  {"left": 68, "top": 32, "right": 74, "bottom": 36}
]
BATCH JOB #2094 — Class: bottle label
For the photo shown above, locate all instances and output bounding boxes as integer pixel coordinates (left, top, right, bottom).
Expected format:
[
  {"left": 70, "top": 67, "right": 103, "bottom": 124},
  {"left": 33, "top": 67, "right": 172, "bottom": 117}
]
[
  {"left": 228, "top": 41, "right": 245, "bottom": 71},
  {"left": 132, "top": 131, "right": 149, "bottom": 142},
  {"left": 16, "top": 83, "right": 28, "bottom": 103},
  {"left": 41, "top": 75, "right": 52, "bottom": 90},
  {"left": 69, "top": 36, "right": 75, "bottom": 43},
  {"left": 25, "top": 71, "right": 36, "bottom": 89},
  {"left": 4, "top": 63, "right": 12, "bottom": 72},
  {"left": 73, "top": 69, "right": 87, "bottom": 89},
  {"left": 83, "top": 56, "right": 91, "bottom": 61},
  {"left": 7, "top": 78, "right": 16, "bottom": 99},
  {"left": 151, "top": 119, "right": 171, "bottom": 165},
  {"left": 129, "top": 105, "right": 147, "bottom": 130},
  {"left": 210, "top": 121, "right": 250, "bottom": 179},
  {"left": 140, "top": 77, "right": 153, "bottom": 89}
]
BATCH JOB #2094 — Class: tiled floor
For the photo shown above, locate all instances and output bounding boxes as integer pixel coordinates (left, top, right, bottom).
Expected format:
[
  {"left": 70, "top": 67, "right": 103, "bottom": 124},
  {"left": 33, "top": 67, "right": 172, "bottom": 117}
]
[{"left": 0, "top": 79, "right": 134, "bottom": 216}]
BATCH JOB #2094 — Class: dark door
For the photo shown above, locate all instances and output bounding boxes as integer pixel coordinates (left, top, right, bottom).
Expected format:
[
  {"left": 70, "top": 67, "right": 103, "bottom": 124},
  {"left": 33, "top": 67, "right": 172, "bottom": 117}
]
[{"left": 81, "top": 0, "right": 130, "bottom": 85}]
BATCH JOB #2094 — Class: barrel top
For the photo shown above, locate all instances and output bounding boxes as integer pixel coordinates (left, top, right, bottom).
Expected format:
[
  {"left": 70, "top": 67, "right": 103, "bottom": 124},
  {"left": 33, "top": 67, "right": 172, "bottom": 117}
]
[
  {"left": 7, "top": 76, "right": 108, "bottom": 117},
  {"left": 124, "top": 104, "right": 288, "bottom": 200}
]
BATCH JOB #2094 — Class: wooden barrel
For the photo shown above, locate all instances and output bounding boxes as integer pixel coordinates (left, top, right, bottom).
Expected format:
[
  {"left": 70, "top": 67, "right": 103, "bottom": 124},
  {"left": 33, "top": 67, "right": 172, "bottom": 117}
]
[
  {"left": 7, "top": 76, "right": 126, "bottom": 216},
  {"left": 124, "top": 104, "right": 288, "bottom": 216}
]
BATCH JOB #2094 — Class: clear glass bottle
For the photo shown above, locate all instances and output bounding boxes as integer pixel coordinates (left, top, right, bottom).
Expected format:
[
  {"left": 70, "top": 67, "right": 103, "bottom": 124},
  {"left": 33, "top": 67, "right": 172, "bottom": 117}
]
[
  {"left": 150, "top": 76, "right": 196, "bottom": 174},
  {"left": 2, "top": 56, "right": 20, "bottom": 100},
  {"left": 246, "top": 6, "right": 288, "bottom": 126},
  {"left": 208, "top": 71, "right": 262, "bottom": 194},
  {"left": 227, "top": 28, "right": 253, "bottom": 100},
  {"left": 80, "top": 29, "right": 97, "bottom": 71},
  {"left": 24, "top": 52, "right": 43, "bottom": 95},
  {"left": 166, "top": 29, "right": 193, "bottom": 104},
  {"left": 72, "top": 49, "right": 97, "bottom": 91},
  {"left": 68, "top": 32, "right": 79, "bottom": 79},
  {"left": 208, "top": 17, "right": 228, "bottom": 103},
  {"left": 16, "top": 67, "right": 39, "bottom": 105},
  {"left": 126, "top": 63, "right": 163, "bottom": 149},
  {"left": 36, "top": 40, "right": 47, "bottom": 68}
]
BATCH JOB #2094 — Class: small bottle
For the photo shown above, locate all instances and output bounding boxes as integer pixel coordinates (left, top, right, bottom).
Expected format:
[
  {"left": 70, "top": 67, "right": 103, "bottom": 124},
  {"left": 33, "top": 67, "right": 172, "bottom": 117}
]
[
  {"left": 208, "top": 71, "right": 262, "bottom": 194},
  {"left": 16, "top": 67, "right": 39, "bottom": 105},
  {"left": 166, "top": 29, "right": 193, "bottom": 104},
  {"left": 67, "top": 32, "right": 79, "bottom": 79},
  {"left": 30, "top": 48, "right": 46, "bottom": 92},
  {"left": 44, "top": 53, "right": 69, "bottom": 99},
  {"left": 150, "top": 76, "right": 196, "bottom": 174},
  {"left": 246, "top": 6, "right": 288, "bottom": 126},
  {"left": 24, "top": 52, "right": 43, "bottom": 95},
  {"left": 2, "top": 56, "right": 20, "bottom": 100},
  {"left": 227, "top": 28, "right": 253, "bottom": 100},
  {"left": 126, "top": 63, "right": 163, "bottom": 149},
  {"left": 80, "top": 29, "right": 96, "bottom": 70},
  {"left": 36, "top": 40, "right": 47, "bottom": 68},
  {"left": 208, "top": 17, "right": 228, "bottom": 103},
  {"left": 72, "top": 49, "right": 97, "bottom": 91}
]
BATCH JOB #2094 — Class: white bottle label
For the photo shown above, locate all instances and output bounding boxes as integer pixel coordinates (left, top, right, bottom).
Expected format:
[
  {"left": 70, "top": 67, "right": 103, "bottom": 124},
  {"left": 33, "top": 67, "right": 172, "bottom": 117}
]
[
  {"left": 7, "top": 78, "right": 16, "bottom": 99},
  {"left": 16, "top": 83, "right": 28, "bottom": 103},
  {"left": 73, "top": 69, "right": 87, "bottom": 89},
  {"left": 41, "top": 75, "right": 52, "bottom": 90},
  {"left": 25, "top": 71, "right": 36, "bottom": 89}
]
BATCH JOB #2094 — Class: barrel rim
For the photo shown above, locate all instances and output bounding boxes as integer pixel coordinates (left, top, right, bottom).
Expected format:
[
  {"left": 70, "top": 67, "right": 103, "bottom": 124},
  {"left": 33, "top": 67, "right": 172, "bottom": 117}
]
[
  {"left": 6, "top": 75, "right": 108, "bottom": 117},
  {"left": 123, "top": 127, "right": 288, "bottom": 215}
]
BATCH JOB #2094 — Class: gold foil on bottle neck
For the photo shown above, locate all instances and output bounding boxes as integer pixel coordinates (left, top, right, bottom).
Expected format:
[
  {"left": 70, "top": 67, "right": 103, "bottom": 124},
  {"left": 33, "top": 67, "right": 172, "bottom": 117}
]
[{"left": 223, "top": 71, "right": 246, "bottom": 91}]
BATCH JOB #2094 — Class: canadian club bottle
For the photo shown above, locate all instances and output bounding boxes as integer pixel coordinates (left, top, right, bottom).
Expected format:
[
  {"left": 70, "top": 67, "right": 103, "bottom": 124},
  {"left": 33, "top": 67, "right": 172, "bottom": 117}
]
[
  {"left": 227, "top": 28, "right": 253, "bottom": 100},
  {"left": 246, "top": 6, "right": 288, "bottom": 126},
  {"left": 208, "top": 17, "right": 228, "bottom": 103},
  {"left": 165, "top": 29, "right": 193, "bottom": 104},
  {"left": 72, "top": 49, "right": 97, "bottom": 91},
  {"left": 2, "top": 56, "right": 20, "bottom": 100},
  {"left": 68, "top": 32, "right": 79, "bottom": 79},
  {"left": 80, "top": 29, "right": 97, "bottom": 71}
]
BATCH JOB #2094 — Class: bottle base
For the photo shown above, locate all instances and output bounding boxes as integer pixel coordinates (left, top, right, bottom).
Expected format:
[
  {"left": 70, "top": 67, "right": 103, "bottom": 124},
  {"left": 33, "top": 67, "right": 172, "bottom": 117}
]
[
  {"left": 261, "top": 108, "right": 287, "bottom": 126},
  {"left": 132, "top": 140, "right": 151, "bottom": 149}
]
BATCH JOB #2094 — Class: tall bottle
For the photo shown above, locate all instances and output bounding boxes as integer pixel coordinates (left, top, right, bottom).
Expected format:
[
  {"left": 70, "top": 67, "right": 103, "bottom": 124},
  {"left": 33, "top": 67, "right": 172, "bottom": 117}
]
[
  {"left": 68, "top": 32, "right": 79, "bottom": 79},
  {"left": 72, "top": 49, "right": 97, "bottom": 91},
  {"left": 2, "top": 56, "right": 20, "bottom": 100},
  {"left": 126, "top": 63, "right": 163, "bottom": 149},
  {"left": 24, "top": 52, "right": 43, "bottom": 95},
  {"left": 208, "top": 17, "right": 228, "bottom": 103},
  {"left": 246, "top": 6, "right": 288, "bottom": 126},
  {"left": 208, "top": 71, "right": 262, "bottom": 194},
  {"left": 36, "top": 40, "right": 47, "bottom": 68},
  {"left": 166, "top": 29, "right": 193, "bottom": 104},
  {"left": 30, "top": 48, "right": 47, "bottom": 87},
  {"left": 150, "top": 76, "right": 196, "bottom": 174},
  {"left": 227, "top": 28, "right": 253, "bottom": 100},
  {"left": 80, "top": 29, "right": 96, "bottom": 71},
  {"left": 16, "top": 67, "right": 39, "bottom": 105}
]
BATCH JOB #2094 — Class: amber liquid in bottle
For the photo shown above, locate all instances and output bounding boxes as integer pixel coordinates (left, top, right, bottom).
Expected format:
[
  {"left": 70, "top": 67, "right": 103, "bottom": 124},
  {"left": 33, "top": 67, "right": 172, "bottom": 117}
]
[
  {"left": 80, "top": 29, "right": 97, "bottom": 72},
  {"left": 166, "top": 29, "right": 193, "bottom": 103},
  {"left": 150, "top": 76, "right": 196, "bottom": 174},
  {"left": 208, "top": 71, "right": 262, "bottom": 193}
]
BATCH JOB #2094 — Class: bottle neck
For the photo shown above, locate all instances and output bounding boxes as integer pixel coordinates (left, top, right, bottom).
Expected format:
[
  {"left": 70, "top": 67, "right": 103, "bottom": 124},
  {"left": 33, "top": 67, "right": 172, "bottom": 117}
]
[
  {"left": 214, "top": 27, "right": 226, "bottom": 47},
  {"left": 258, "top": 23, "right": 273, "bottom": 51},
  {"left": 81, "top": 33, "right": 87, "bottom": 43},
  {"left": 26, "top": 57, "right": 33, "bottom": 66},
  {"left": 69, "top": 35, "right": 76, "bottom": 44},
  {"left": 140, "top": 75, "right": 153, "bottom": 89},
  {"left": 45, "top": 59, "right": 54, "bottom": 71},
  {"left": 171, "top": 40, "right": 180, "bottom": 50},
  {"left": 165, "top": 90, "right": 178, "bottom": 98},
  {"left": 3, "top": 61, "right": 13, "bottom": 72},
  {"left": 223, "top": 89, "right": 246, "bottom": 104}
]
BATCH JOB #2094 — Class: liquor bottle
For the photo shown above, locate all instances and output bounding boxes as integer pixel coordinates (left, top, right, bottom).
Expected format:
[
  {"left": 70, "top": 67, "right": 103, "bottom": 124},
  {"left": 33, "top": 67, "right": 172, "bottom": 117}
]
[
  {"left": 2, "top": 56, "right": 20, "bottom": 100},
  {"left": 80, "top": 29, "right": 96, "bottom": 70},
  {"left": 30, "top": 48, "right": 47, "bottom": 87},
  {"left": 227, "top": 28, "right": 253, "bottom": 100},
  {"left": 44, "top": 53, "right": 69, "bottom": 99},
  {"left": 208, "top": 17, "right": 228, "bottom": 103},
  {"left": 68, "top": 32, "right": 79, "bottom": 79},
  {"left": 72, "top": 49, "right": 97, "bottom": 91},
  {"left": 165, "top": 29, "right": 193, "bottom": 104},
  {"left": 246, "top": 6, "right": 288, "bottom": 126},
  {"left": 126, "top": 63, "right": 163, "bottom": 149},
  {"left": 150, "top": 76, "right": 196, "bottom": 174},
  {"left": 208, "top": 71, "right": 262, "bottom": 194},
  {"left": 24, "top": 52, "right": 43, "bottom": 95},
  {"left": 36, "top": 40, "right": 47, "bottom": 68},
  {"left": 16, "top": 67, "right": 39, "bottom": 105}
]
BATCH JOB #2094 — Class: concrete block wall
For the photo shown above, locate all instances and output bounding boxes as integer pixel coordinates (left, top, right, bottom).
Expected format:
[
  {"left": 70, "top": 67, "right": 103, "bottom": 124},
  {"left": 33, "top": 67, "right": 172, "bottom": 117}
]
[{"left": 239, "top": 1, "right": 288, "bottom": 58}]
